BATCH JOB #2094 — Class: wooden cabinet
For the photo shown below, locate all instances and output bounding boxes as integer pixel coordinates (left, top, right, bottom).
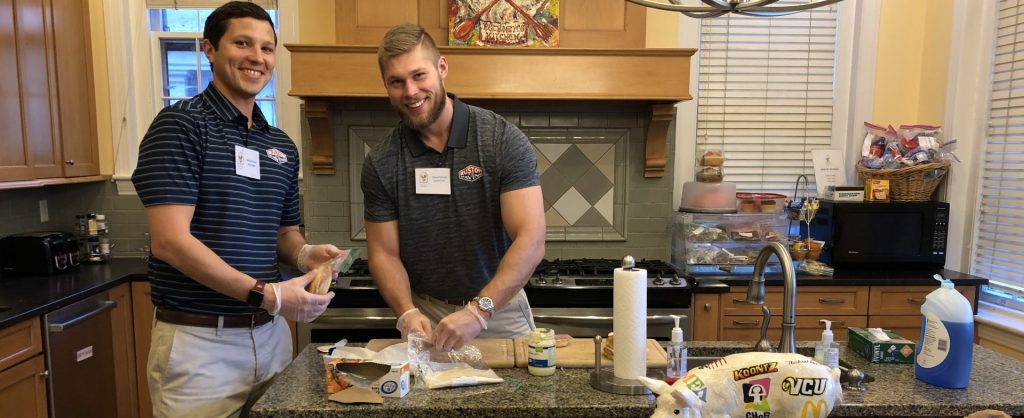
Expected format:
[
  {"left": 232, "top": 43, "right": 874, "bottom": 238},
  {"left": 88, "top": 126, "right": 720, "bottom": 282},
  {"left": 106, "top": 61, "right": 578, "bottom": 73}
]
[
  {"left": 0, "top": 0, "right": 97, "bottom": 183},
  {"left": 0, "top": 318, "right": 47, "bottom": 418},
  {"left": 335, "top": 0, "right": 647, "bottom": 48},
  {"left": 697, "top": 284, "right": 978, "bottom": 343},
  {"left": 110, "top": 283, "right": 139, "bottom": 418},
  {"left": 132, "top": 281, "right": 154, "bottom": 418}
]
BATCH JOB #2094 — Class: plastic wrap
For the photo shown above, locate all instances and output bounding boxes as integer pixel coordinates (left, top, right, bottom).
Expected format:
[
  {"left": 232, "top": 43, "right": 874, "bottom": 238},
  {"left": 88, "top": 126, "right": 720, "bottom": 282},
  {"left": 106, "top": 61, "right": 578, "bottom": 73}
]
[{"left": 406, "top": 333, "right": 503, "bottom": 389}]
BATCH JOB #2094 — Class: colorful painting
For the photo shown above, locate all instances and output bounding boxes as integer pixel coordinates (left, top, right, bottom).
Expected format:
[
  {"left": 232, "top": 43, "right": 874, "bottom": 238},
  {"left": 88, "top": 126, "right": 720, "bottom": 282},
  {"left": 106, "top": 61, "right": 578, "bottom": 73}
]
[{"left": 448, "top": 0, "right": 559, "bottom": 47}]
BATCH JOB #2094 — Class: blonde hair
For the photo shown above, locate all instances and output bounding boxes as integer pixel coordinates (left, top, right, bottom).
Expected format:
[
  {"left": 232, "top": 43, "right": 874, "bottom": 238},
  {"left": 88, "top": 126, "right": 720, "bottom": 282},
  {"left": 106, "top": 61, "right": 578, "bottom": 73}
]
[{"left": 377, "top": 24, "right": 441, "bottom": 76}]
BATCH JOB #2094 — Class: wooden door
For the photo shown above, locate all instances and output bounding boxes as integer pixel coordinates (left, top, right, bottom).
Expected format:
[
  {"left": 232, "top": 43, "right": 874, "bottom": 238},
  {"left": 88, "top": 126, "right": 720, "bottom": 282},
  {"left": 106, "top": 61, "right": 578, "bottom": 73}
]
[
  {"left": 691, "top": 293, "right": 720, "bottom": 341},
  {"left": 336, "top": 0, "right": 447, "bottom": 45},
  {"left": 132, "top": 281, "right": 154, "bottom": 418},
  {"left": 0, "top": 0, "right": 32, "bottom": 181},
  {"left": 18, "top": 0, "right": 61, "bottom": 179},
  {"left": 50, "top": 0, "right": 98, "bottom": 177},
  {"left": 110, "top": 283, "right": 140, "bottom": 418},
  {"left": 559, "top": 0, "right": 646, "bottom": 48},
  {"left": 0, "top": 355, "right": 48, "bottom": 418}
]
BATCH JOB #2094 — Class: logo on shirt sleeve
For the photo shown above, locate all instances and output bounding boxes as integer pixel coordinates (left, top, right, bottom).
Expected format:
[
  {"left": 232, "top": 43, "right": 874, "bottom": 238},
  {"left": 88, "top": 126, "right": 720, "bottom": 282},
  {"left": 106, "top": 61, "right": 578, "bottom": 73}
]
[
  {"left": 458, "top": 165, "right": 483, "bottom": 182},
  {"left": 266, "top": 148, "right": 288, "bottom": 164}
]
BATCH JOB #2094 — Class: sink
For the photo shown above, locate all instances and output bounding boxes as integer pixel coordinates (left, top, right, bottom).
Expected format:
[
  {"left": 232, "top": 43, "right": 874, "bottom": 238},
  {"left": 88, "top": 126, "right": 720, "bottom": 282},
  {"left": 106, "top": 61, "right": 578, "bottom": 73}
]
[{"left": 682, "top": 355, "right": 874, "bottom": 385}]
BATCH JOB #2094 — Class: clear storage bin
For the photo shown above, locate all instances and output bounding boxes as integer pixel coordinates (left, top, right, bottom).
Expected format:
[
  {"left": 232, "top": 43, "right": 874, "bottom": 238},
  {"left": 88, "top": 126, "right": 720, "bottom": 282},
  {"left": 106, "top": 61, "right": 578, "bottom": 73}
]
[{"left": 671, "top": 211, "right": 793, "bottom": 276}]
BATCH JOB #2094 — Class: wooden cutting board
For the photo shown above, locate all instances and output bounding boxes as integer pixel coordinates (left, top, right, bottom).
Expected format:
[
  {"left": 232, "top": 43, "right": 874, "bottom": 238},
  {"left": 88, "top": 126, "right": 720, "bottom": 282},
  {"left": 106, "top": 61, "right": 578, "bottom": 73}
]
[
  {"left": 513, "top": 338, "right": 668, "bottom": 368},
  {"left": 364, "top": 338, "right": 517, "bottom": 369}
]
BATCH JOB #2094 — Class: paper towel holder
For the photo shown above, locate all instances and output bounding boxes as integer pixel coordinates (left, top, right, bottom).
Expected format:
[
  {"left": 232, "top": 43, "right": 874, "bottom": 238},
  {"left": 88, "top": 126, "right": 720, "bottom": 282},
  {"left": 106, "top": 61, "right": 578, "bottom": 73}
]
[{"left": 589, "top": 335, "right": 657, "bottom": 395}]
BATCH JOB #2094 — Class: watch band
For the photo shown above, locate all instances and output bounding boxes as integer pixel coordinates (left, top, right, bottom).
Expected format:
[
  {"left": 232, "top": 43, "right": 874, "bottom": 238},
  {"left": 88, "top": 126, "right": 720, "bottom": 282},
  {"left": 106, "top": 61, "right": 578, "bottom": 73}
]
[{"left": 246, "top": 280, "right": 267, "bottom": 308}]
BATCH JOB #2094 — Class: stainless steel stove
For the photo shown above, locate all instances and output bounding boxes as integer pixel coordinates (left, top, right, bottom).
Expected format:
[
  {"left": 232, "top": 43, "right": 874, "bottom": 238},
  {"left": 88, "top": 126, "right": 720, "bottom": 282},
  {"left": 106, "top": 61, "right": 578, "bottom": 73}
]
[
  {"left": 525, "top": 258, "right": 693, "bottom": 340},
  {"left": 298, "top": 258, "right": 694, "bottom": 346}
]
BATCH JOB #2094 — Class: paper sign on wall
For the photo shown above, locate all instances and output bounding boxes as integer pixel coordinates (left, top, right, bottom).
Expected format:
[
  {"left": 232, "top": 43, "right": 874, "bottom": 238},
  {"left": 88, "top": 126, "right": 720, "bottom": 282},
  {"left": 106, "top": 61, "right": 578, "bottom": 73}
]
[{"left": 811, "top": 149, "right": 848, "bottom": 196}]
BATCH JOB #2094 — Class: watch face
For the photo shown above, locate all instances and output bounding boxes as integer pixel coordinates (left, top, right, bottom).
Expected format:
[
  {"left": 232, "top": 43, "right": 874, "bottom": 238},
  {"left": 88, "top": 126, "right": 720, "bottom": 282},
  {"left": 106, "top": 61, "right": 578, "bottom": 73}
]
[{"left": 477, "top": 296, "right": 494, "bottom": 313}]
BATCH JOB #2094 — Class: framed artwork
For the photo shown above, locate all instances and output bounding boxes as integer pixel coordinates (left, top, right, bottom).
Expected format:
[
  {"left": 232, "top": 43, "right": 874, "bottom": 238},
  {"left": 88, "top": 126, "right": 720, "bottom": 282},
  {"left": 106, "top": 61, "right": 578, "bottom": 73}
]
[{"left": 448, "top": 0, "right": 559, "bottom": 47}]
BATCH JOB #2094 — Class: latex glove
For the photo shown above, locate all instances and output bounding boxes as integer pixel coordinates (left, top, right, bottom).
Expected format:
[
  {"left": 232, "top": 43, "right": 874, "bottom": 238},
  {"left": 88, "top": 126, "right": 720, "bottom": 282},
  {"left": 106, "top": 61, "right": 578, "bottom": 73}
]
[
  {"left": 396, "top": 308, "right": 432, "bottom": 341},
  {"left": 965, "top": 411, "right": 1012, "bottom": 418},
  {"left": 296, "top": 244, "right": 343, "bottom": 273},
  {"left": 266, "top": 272, "right": 334, "bottom": 322},
  {"left": 433, "top": 306, "right": 484, "bottom": 352}
]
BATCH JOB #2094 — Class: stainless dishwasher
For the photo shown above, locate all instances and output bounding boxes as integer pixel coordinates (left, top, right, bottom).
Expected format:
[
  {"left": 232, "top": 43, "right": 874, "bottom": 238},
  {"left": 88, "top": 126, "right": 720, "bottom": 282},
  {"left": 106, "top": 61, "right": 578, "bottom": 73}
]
[{"left": 44, "top": 291, "right": 118, "bottom": 418}]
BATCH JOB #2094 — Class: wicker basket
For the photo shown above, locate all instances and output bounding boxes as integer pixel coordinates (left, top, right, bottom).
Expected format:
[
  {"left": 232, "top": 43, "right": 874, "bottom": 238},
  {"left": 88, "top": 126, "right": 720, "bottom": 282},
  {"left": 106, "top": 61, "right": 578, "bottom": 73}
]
[{"left": 855, "top": 161, "right": 951, "bottom": 201}]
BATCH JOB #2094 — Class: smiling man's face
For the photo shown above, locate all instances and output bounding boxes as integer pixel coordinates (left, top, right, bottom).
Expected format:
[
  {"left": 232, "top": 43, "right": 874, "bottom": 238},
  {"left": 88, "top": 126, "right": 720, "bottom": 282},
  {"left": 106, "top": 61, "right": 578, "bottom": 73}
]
[{"left": 204, "top": 17, "right": 276, "bottom": 110}]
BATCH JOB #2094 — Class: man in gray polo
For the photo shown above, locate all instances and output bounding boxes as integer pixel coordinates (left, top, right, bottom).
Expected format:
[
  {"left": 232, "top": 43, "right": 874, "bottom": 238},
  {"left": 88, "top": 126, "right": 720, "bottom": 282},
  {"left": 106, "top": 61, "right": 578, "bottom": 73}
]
[{"left": 361, "top": 24, "right": 546, "bottom": 351}]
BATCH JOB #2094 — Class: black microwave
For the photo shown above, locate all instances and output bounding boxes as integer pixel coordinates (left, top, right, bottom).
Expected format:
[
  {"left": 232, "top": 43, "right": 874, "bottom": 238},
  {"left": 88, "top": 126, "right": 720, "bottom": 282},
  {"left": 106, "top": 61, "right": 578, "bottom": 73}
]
[{"left": 807, "top": 200, "right": 949, "bottom": 268}]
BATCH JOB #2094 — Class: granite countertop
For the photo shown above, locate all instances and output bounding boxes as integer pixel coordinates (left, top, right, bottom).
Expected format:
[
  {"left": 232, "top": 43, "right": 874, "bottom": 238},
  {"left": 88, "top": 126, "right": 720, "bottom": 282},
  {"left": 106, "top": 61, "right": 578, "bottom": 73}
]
[
  {"left": 251, "top": 342, "right": 1024, "bottom": 418},
  {"left": 0, "top": 257, "right": 148, "bottom": 327}
]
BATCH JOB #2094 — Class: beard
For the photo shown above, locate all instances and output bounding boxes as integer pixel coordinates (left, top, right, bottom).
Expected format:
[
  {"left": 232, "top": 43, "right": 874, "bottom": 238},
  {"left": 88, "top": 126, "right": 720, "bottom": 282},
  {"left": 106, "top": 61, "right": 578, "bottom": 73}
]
[{"left": 397, "top": 83, "right": 447, "bottom": 131}]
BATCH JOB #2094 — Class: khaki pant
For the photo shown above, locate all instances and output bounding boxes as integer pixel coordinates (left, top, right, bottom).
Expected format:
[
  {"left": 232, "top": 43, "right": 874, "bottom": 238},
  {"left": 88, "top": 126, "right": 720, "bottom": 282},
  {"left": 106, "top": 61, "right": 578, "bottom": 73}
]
[
  {"left": 147, "top": 316, "right": 291, "bottom": 418},
  {"left": 413, "top": 289, "right": 536, "bottom": 338}
]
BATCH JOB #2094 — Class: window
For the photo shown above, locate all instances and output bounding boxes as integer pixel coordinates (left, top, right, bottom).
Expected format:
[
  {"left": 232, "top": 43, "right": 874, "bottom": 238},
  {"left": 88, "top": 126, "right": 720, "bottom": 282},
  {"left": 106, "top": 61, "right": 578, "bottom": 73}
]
[
  {"left": 148, "top": 8, "right": 278, "bottom": 125},
  {"left": 975, "top": 0, "right": 1024, "bottom": 315},
  {"left": 694, "top": 3, "right": 840, "bottom": 195}
]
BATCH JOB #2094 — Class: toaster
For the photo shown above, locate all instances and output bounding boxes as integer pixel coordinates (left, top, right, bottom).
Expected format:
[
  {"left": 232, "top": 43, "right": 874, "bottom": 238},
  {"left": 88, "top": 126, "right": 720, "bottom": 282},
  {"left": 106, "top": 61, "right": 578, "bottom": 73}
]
[{"left": 0, "top": 232, "right": 80, "bottom": 275}]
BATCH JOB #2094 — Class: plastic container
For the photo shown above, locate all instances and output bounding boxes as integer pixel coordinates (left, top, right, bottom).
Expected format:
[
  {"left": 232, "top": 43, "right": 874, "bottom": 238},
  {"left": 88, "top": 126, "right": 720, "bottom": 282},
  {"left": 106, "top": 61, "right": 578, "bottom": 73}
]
[
  {"left": 666, "top": 315, "right": 688, "bottom": 379},
  {"left": 528, "top": 328, "right": 556, "bottom": 376},
  {"left": 735, "top": 193, "right": 787, "bottom": 214},
  {"left": 915, "top": 274, "right": 974, "bottom": 388},
  {"left": 813, "top": 319, "right": 840, "bottom": 369},
  {"left": 695, "top": 165, "right": 724, "bottom": 182},
  {"left": 679, "top": 181, "right": 737, "bottom": 213}
]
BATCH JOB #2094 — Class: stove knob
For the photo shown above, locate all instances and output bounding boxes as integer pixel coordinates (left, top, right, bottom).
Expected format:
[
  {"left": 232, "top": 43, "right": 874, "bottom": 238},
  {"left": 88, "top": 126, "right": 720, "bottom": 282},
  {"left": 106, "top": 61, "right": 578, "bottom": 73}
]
[
  {"left": 653, "top": 275, "right": 665, "bottom": 286},
  {"left": 537, "top": 277, "right": 547, "bottom": 285},
  {"left": 669, "top": 275, "right": 681, "bottom": 286},
  {"left": 552, "top": 276, "right": 564, "bottom": 285}
]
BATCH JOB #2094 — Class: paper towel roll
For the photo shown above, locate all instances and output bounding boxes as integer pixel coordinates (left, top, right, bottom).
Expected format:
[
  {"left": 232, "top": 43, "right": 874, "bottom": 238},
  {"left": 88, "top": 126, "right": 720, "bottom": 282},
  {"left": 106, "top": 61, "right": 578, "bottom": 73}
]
[{"left": 613, "top": 266, "right": 647, "bottom": 380}]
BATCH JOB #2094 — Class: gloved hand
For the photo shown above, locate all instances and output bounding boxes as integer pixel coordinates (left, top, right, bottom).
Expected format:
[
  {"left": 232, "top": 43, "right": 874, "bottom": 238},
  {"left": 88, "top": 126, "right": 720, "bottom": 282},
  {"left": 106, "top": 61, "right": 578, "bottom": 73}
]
[
  {"left": 296, "top": 244, "right": 344, "bottom": 273},
  {"left": 396, "top": 308, "right": 432, "bottom": 341},
  {"left": 266, "top": 272, "right": 334, "bottom": 322},
  {"left": 433, "top": 305, "right": 485, "bottom": 352}
]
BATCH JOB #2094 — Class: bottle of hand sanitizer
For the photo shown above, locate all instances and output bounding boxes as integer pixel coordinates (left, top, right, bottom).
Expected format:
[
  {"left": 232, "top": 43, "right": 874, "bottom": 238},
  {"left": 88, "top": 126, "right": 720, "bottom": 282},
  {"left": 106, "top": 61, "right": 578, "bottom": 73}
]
[
  {"left": 666, "top": 315, "right": 688, "bottom": 379},
  {"left": 814, "top": 319, "right": 840, "bottom": 369}
]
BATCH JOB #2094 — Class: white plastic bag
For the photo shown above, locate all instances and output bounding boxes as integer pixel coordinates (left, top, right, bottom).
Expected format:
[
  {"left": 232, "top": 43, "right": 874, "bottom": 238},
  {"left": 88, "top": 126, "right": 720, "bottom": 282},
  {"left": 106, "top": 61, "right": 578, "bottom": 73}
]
[{"left": 406, "top": 332, "right": 503, "bottom": 389}]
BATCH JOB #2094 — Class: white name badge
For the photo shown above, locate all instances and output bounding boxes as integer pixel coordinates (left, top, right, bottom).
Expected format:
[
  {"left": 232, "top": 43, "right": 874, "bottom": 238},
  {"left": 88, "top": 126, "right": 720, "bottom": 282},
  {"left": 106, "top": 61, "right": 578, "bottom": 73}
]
[
  {"left": 414, "top": 168, "right": 451, "bottom": 195},
  {"left": 235, "top": 145, "right": 260, "bottom": 180}
]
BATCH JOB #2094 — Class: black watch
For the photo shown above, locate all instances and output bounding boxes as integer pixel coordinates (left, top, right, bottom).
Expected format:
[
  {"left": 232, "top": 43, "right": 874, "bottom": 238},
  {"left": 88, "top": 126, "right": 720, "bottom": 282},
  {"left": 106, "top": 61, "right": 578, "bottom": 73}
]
[{"left": 246, "top": 281, "right": 267, "bottom": 307}]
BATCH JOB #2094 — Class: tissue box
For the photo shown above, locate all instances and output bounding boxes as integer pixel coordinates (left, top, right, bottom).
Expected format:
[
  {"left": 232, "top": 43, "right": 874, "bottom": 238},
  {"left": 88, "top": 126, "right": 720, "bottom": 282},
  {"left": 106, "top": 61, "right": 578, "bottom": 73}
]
[
  {"left": 371, "top": 362, "right": 410, "bottom": 398},
  {"left": 847, "top": 327, "right": 916, "bottom": 364},
  {"left": 325, "top": 359, "right": 411, "bottom": 398}
]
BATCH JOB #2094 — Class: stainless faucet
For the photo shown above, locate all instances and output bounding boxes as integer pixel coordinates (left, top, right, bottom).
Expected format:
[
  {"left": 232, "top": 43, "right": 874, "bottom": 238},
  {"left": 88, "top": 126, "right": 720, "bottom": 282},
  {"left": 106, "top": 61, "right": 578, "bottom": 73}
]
[{"left": 745, "top": 242, "right": 797, "bottom": 353}]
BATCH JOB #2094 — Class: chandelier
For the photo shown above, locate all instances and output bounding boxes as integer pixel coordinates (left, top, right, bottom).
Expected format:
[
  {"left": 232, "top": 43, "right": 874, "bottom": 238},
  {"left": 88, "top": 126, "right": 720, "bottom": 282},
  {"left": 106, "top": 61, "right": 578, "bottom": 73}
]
[{"left": 623, "top": 0, "right": 842, "bottom": 18}]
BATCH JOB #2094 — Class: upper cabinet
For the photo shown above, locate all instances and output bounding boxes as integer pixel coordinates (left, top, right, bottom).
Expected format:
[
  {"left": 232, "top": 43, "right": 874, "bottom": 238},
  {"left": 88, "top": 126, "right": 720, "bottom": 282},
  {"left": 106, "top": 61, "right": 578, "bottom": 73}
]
[
  {"left": 0, "top": 0, "right": 98, "bottom": 183},
  {"left": 334, "top": 0, "right": 647, "bottom": 48}
]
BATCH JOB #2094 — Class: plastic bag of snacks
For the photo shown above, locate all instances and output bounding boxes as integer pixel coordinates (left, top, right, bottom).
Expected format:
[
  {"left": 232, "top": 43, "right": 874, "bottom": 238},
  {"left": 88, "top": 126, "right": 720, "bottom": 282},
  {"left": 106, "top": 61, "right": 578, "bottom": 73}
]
[{"left": 859, "top": 122, "right": 958, "bottom": 169}]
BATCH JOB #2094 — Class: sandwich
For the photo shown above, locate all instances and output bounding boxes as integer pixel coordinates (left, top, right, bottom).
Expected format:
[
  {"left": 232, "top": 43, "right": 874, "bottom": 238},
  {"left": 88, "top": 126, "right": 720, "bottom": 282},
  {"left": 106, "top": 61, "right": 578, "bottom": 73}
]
[{"left": 306, "top": 249, "right": 355, "bottom": 295}]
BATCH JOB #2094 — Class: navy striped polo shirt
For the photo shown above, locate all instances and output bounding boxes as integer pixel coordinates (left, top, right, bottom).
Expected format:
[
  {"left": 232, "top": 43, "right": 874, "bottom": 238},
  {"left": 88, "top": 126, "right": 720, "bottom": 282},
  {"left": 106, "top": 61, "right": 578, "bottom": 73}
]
[{"left": 132, "top": 84, "right": 300, "bottom": 315}]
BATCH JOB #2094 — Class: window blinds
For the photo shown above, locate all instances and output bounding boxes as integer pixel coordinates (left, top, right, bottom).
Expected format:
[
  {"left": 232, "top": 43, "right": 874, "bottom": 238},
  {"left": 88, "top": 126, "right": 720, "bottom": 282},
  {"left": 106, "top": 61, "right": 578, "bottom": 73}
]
[
  {"left": 975, "top": 0, "right": 1024, "bottom": 306},
  {"left": 695, "top": 4, "right": 839, "bottom": 196}
]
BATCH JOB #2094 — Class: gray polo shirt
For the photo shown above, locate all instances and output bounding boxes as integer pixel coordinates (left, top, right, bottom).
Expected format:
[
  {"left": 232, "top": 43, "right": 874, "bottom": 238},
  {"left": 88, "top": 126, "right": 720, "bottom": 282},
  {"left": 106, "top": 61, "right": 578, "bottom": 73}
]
[{"left": 361, "top": 94, "right": 539, "bottom": 301}]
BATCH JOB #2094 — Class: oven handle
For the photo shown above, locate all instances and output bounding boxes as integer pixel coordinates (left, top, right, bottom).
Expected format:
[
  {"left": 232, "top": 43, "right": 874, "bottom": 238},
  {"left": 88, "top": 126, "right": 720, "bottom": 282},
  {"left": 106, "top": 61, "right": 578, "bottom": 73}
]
[{"left": 533, "top": 314, "right": 681, "bottom": 323}]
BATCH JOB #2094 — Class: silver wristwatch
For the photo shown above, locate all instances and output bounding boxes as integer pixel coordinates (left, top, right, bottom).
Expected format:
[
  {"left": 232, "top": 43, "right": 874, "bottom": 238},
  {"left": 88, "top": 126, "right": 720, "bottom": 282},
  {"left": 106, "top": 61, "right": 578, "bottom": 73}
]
[{"left": 472, "top": 296, "right": 495, "bottom": 315}]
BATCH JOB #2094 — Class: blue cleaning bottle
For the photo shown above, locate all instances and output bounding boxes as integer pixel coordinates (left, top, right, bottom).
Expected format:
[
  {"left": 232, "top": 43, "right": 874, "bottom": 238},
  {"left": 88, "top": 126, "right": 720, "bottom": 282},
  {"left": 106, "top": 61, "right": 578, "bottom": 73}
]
[{"left": 915, "top": 274, "right": 974, "bottom": 388}]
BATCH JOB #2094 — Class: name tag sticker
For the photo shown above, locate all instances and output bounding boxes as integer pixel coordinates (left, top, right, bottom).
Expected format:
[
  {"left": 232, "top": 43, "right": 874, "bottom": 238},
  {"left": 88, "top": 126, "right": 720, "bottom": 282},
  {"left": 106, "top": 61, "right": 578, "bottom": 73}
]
[
  {"left": 414, "top": 168, "right": 451, "bottom": 195},
  {"left": 235, "top": 145, "right": 261, "bottom": 180}
]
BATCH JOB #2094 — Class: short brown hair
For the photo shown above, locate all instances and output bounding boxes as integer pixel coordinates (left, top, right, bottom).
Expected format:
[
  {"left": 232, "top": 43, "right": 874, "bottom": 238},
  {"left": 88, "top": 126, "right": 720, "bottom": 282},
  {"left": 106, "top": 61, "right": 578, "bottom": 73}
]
[{"left": 377, "top": 24, "right": 440, "bottom": 76}]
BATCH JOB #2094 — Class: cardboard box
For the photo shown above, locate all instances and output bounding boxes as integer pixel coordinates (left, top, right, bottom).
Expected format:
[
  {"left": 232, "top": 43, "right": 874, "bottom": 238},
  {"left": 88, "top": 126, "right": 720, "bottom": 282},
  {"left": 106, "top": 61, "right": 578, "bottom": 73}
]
[
  {"left": 371, "top": 362, "right": 411, "bottom": 398},
  {"left": 864, "top": 179, "right": 890, "bottom": 201},
  {"left": 826, "top": 186, "right": 864, "bottom": 201},
  {"left": 847, "top": 327, "right": 916, "bottom": 364}
]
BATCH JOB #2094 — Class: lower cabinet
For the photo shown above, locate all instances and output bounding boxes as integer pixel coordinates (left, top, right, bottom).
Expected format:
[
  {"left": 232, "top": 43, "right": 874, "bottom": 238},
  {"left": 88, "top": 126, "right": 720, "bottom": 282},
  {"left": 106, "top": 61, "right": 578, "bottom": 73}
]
[
  {"left": 110, "top": 283, "right": 140, "bottom": 418},
  {"left": 0, "top": 318, "right": 46, "bottom": 418},
  {"left": 691, "top": 284, "right": 979, "bottom": 343},
  {"left": 132, "top": 281, "right": 155, "bottom": 418}
]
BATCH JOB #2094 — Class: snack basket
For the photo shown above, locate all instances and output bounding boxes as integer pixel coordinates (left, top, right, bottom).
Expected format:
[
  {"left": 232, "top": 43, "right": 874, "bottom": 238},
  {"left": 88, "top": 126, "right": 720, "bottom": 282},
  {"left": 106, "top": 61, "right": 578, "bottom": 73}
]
[{"left": 854, "top": 161, "right": 950, "bottom": 201}]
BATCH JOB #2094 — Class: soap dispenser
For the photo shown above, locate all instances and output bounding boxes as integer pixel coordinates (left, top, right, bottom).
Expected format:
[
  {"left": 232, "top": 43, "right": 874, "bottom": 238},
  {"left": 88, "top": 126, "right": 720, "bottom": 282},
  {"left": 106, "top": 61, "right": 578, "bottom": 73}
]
[
  {"left": 666, "top": 314, "right": 688, "bottom": 379},
  {"left": 814, "top": 319, "right": 839, "bottom": 369}
]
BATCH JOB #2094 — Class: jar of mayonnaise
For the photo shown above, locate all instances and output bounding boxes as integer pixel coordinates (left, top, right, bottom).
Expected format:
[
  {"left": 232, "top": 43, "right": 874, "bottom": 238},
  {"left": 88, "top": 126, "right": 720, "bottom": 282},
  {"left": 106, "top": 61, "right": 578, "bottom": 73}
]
[{"left": 528, "top": 328, "right": 556, "bottom": 376}]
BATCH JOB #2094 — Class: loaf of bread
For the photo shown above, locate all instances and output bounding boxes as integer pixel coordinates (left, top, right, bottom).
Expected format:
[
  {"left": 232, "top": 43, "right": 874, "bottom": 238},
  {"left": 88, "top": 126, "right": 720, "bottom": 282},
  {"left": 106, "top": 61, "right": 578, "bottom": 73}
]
[{"left": 701, "top": 150, "right": 724, "bottom": 166}]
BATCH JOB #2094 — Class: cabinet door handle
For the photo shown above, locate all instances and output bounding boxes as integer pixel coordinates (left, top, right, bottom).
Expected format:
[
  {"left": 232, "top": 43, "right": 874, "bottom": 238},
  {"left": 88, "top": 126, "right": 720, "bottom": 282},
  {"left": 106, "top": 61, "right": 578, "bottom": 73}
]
[
  {"left": 731, "top": 298, "right": 751, "bottom": 304},
  {"left": 39, "top": 370, "right": 49, "bottom": 378},
  {"left": 732, "top": 319, "right": 760, "bottom": 327},
  {"left": 818, "top": 297, "right": 845, "bottom": 304},
  {"left": 907, "top": 297, "right": 926, "bottom": 304},
  {"left": 64, "top": 160, "right": 75, "bottom": 166},
  {"left": 704, "top": 303, "right": 712, "bottom": 311}
]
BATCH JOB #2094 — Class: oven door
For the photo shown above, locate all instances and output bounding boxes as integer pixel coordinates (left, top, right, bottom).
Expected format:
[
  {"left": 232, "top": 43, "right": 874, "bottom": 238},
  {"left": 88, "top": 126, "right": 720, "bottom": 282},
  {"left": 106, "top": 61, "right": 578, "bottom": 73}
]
[
  {"left": 531, "top": 308, "right": 691, "bottom": 340},
  {"left": 296, "top": 307, "right": 400, "bottom": 347}
]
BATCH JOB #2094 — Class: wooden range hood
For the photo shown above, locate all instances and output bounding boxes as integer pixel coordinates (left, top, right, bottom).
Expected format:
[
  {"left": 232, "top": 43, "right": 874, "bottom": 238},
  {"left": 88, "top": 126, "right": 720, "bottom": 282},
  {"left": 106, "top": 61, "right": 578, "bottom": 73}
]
[{"left": 286, "top": 44, "right": 695, "bottom": 177}]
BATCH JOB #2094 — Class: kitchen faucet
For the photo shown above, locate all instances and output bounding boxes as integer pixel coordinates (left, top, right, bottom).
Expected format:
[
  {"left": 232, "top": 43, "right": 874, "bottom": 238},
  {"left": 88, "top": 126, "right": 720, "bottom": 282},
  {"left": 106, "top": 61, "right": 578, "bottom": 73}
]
[{"left": 745, "top": 241, "right": 797, "bottom": 353}]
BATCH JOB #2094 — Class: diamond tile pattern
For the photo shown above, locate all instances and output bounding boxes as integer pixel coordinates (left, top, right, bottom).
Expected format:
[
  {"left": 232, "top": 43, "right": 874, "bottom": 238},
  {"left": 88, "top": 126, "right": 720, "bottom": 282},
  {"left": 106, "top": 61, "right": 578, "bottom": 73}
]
[{"left": 536, "top": 142, "right": 617, "bottom": 228}]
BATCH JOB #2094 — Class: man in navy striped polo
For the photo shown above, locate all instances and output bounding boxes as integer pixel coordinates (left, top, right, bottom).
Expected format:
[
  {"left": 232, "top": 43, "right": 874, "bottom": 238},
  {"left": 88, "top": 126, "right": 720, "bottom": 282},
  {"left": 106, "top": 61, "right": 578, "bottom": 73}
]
[
  {"left": 131, "top": 3, "right": 340, "bottom": 417},
  {"left": 362, "top": 24, "right": 546, "bottom": 352}
]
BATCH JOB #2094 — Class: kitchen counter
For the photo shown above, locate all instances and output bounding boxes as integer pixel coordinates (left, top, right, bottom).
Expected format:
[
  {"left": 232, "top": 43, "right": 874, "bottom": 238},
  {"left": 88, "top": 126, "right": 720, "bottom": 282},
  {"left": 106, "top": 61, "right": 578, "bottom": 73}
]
[
  {"left": 251, "top": 342, "right": 1024, "bottom": 418},
  {"left": 0, "top": 257, "right": 148, "bottom": 327}
]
